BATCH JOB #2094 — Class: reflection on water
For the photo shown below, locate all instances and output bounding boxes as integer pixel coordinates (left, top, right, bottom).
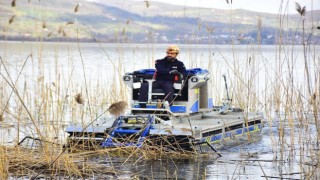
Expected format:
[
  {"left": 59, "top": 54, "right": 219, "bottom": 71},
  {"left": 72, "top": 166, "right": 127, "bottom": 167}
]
[{"left": 91, "top": 154, "right": 215, "bottom": 179}]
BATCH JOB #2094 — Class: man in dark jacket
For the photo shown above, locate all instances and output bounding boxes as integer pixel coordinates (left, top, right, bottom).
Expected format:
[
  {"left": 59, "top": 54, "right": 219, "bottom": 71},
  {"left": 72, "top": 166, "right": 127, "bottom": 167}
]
[{"left": 138, "top": 45, "right": 186, "bottom": 108}]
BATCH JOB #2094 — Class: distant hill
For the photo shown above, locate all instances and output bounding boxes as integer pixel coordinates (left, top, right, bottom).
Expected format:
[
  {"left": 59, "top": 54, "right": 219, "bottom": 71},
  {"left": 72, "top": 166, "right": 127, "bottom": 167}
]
[{"left": 0, "top": 0, "right": 319, "bottom": 44}]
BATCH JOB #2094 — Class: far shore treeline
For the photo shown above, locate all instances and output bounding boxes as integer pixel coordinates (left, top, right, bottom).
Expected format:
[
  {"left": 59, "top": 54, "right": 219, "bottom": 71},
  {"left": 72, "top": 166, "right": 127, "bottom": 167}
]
[{"left": 0, "top": 0, "right": 320, "bottom": 44}]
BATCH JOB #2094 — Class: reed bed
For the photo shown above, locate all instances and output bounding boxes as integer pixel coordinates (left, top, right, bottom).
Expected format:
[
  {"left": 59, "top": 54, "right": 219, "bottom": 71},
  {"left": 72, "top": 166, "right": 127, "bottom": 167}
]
[
  {"left": 1, "top": 146, "right": 120, "bottom": 179},
  {"left": 1, "top": 142, "right": 216, "bottom": 179},
  {"left": 1, "top": 0, "right": 320, "bottom": 179}
]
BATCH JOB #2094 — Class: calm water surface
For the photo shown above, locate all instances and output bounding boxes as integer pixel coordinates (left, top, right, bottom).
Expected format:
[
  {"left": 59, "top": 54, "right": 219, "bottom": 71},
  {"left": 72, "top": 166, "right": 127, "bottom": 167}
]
[{"left": 1, "top": 41, "right": 320, "bottom": 179}]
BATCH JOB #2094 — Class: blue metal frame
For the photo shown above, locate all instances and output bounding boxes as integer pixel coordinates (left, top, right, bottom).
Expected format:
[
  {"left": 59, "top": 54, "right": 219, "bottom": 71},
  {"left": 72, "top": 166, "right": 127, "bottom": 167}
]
[
  {"left": 200, "top": 123, "right": 262, "bottom": 144},
  {"left": 101, "top": 115, "right": 155, "bottom": 148}
]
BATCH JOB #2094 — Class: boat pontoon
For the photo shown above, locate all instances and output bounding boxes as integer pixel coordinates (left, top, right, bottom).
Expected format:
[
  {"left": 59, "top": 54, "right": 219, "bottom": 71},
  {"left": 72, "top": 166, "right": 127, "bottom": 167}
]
[{"left": 65, "top": 68, "right": 264, "bottom": 154}]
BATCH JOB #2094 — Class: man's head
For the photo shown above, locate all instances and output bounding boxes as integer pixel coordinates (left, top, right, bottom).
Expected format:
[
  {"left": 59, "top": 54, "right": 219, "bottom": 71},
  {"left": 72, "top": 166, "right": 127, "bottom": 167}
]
[{"left": 165, "top": 45, "right": 179, "bottom": 62}]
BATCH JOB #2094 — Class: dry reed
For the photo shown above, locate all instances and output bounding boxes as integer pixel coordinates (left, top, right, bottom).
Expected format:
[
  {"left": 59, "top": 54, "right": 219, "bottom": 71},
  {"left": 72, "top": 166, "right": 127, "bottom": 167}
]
[{"left": 0, "top": 0, "right": 319, "bottom": 179}]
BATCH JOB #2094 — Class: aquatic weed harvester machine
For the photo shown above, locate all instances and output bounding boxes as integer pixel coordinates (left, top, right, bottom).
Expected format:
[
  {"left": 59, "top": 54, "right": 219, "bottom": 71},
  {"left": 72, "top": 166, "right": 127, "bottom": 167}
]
[{"left": 65, "top": 68, "right": 264, "bottom": 156}]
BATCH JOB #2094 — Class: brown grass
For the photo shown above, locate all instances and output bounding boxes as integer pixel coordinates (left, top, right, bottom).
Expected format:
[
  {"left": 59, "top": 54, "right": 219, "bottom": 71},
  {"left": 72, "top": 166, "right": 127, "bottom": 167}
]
[{"left": 0, "top": 0, "right": 319, "bottom": 179}]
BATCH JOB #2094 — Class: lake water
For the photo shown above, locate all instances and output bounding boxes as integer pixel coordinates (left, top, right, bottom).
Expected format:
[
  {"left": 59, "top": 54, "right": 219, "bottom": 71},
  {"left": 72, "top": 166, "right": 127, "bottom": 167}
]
[
  {"left": 1, "top": 41, "right": 317, "bottom": 104},
  {"left": 1, "top": 41, "right": 320, "bottom": 179}
]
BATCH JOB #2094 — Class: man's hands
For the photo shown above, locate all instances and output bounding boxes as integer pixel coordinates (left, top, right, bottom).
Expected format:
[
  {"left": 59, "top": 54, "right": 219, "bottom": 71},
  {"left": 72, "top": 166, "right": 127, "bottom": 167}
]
[{"left": 169, "top": 70, "right": 179, "bottom": 75}]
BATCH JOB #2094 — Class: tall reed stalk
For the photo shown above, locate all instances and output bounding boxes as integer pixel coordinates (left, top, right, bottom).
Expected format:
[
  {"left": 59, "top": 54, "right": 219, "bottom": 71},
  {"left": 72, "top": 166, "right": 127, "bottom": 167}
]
[{"left": 0, "top": 0, "right": 320, "bottom": 179}]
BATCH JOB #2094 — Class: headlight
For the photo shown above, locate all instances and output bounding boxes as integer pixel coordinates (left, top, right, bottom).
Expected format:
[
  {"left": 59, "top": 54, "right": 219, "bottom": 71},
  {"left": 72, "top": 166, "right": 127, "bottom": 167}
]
[
  {"left": 191, "top": 77, "right": 198, "bottom": 82},
  {"left": 123, "top": 75, "right": 131, "bottom": 81}
]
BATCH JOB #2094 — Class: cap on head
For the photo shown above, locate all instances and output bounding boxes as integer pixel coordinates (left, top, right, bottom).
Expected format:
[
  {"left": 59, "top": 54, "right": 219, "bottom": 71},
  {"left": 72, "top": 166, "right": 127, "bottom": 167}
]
[{"left": 166, "top": 45, "right": 179, "bottom": 55}]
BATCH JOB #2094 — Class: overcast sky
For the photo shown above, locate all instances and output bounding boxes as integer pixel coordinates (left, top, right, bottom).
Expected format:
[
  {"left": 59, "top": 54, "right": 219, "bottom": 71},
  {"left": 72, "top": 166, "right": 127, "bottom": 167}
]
[{"left": 149, "top": 0, "right": 320, "bottom": 14}]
